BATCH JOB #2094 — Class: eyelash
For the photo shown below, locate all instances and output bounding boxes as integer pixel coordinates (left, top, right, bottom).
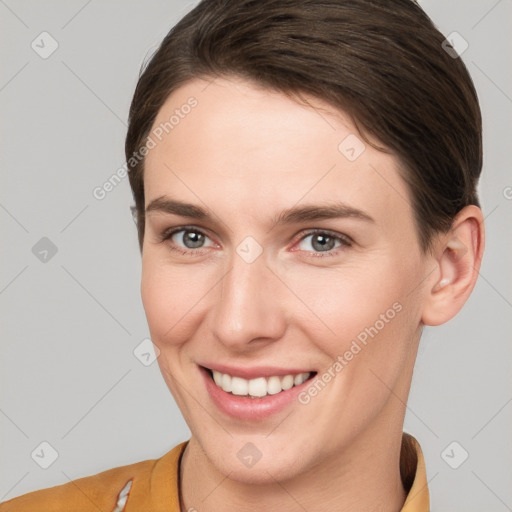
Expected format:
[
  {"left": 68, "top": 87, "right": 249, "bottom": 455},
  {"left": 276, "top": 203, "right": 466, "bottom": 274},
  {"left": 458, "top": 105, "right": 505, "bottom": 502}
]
[{"left": 157, "top": 225, "right": 353, "bottom": 258}]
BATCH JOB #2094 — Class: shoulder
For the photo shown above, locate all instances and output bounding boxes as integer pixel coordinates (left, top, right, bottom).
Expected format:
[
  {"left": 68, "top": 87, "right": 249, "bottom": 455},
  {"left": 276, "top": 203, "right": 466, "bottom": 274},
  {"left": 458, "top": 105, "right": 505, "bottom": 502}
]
[{"left": 0, "top": 456, "right": 158, "bottom": 512}]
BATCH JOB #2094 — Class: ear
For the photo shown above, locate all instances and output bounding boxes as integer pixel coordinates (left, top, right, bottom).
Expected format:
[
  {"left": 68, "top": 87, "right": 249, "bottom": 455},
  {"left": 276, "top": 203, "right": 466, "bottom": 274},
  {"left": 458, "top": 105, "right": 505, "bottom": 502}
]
[{"left": 421, "top": 205, "right": 485, "bottom": 326}]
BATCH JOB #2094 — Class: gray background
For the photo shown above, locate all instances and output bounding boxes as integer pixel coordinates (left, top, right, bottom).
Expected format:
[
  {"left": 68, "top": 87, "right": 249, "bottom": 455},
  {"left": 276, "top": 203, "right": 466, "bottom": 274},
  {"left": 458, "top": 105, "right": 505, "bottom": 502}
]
[{"left": 1, "top": 0, "right": 511, "bottom": 510}]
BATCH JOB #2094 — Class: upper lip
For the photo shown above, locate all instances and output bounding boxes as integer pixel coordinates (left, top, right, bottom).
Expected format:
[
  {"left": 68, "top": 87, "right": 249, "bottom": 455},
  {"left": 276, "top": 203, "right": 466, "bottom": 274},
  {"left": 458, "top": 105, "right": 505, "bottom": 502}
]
[{"left": 200, "top": 363, "right": 315, "bottom": 380}]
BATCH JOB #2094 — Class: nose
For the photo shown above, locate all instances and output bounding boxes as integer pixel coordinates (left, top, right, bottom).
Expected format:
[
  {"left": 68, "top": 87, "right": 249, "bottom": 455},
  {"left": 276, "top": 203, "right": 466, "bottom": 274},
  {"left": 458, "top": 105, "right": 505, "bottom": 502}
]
[{"left": 209, "top": 249, "right": 287, "bottom": 352}]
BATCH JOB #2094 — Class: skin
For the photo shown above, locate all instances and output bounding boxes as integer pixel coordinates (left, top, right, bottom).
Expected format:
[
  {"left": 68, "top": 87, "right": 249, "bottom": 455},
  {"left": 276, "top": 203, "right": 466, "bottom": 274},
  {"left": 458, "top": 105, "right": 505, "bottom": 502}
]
[{"left": 140, "top": 76, "right": 484, "bottom": 511}]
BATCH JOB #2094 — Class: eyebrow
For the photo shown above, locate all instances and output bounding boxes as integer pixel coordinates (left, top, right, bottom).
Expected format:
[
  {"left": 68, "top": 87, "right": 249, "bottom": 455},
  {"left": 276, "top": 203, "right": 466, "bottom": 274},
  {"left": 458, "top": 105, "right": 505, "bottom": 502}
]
[{"left": 145, "top": 196, "right": 375, "bottom": 226}]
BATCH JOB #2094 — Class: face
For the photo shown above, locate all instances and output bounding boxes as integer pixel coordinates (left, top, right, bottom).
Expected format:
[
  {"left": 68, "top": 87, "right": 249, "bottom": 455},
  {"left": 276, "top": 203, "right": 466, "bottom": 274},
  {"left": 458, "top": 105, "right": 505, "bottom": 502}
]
[{"left": 141, "top": 76, "right": 433, "bottom": 483}]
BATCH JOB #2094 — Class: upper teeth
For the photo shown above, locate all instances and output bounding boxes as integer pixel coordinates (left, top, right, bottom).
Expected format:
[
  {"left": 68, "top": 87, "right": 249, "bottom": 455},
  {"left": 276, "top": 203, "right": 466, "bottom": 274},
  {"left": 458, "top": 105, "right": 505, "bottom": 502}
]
[{"left": 212, "top": 370, "right": 311, "bottom": 398}]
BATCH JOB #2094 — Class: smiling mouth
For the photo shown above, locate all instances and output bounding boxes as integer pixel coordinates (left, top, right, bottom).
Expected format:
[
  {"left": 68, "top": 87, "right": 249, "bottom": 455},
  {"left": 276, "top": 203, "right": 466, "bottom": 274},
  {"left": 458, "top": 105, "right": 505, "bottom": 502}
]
[{"left": 203, "top": 367, "right": 317, "bottom": 399}]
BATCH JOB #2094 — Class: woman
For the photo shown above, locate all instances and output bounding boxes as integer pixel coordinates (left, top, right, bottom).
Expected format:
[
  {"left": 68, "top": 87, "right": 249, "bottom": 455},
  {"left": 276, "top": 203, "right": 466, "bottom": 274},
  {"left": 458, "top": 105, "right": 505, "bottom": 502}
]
[{"left": 0, "top": 0, "right": 484, "bottom": 510}]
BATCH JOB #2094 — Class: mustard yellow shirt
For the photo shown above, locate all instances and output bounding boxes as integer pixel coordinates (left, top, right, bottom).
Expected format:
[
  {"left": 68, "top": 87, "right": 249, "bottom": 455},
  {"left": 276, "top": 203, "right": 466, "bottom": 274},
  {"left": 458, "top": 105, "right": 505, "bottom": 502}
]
[{"left": 0, "top": 434, "right": 429, "bottom": 511}]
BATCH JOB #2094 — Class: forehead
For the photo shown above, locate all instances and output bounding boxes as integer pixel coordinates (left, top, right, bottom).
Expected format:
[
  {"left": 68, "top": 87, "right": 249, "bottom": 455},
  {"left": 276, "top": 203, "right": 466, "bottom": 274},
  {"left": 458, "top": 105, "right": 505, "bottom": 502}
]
[{"left": 143, "top": 76, "right": 414, "bottom": 234}]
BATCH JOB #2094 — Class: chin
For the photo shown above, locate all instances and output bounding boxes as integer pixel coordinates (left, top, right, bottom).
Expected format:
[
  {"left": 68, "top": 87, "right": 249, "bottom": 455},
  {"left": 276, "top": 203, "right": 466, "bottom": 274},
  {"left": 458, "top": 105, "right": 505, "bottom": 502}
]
[
  {"left": 197, "top": 433, "right": 311, "bottom": 485},
  {"left": 219, "top": 457, "right": 303, "bottom": 485}
]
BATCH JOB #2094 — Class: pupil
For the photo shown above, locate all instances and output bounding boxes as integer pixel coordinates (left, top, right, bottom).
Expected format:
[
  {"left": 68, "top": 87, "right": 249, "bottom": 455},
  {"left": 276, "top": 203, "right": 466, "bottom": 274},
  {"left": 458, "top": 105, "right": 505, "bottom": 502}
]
[
  {"left": 184, "top": 231, "right": 204, "bottom": 248},
  {"left": 312, "top": 234, "right": 334, "bottom": 252}
]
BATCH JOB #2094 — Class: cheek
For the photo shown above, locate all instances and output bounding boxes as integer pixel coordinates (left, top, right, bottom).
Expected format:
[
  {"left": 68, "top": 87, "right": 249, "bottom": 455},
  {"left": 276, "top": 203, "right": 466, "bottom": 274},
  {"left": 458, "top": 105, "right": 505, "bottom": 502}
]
[
  {"left": 291, "top": 263, "right": 421, "bottom": 434},
  {"left": 290, "top": 263, "right": 405, "bottom": 341},
  {"left": 140, "top": 254, "right": 214, "bottom": 348},
  {"left": 288, "top": 256, "right": 422, "bottom": 379}
]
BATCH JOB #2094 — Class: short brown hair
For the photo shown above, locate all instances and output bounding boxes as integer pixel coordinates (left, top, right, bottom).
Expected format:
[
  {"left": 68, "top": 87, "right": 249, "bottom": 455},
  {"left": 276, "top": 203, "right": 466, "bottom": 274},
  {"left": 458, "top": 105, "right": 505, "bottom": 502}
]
[{"left": 125, "top": 0, "right": 482, "bottom": 253}]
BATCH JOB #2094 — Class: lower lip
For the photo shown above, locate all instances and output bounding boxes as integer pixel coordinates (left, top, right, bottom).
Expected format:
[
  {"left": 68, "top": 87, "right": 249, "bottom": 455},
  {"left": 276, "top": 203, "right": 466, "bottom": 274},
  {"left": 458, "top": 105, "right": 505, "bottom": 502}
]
[{"left": 200, "top": 366, "right": 314, "bottom": 421}]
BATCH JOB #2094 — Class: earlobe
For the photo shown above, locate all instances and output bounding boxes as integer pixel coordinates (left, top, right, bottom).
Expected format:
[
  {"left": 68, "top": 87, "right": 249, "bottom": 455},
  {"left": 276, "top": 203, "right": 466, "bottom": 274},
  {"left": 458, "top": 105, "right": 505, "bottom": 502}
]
[{"left": 421, "top": 205, "right": 485, "bottom": 326}]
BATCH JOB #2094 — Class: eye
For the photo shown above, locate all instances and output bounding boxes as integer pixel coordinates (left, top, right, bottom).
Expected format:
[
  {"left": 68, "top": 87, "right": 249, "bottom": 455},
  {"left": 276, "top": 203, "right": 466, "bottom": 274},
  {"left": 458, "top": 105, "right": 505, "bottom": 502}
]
[
  {"left": 158, "top": 226, "right": 352, "bottom": 258},
  {"left": 159, "top": 226, "right": 215, "bottom": 255},
  {"left": 294, "top": 229, "right": 352, "bottom": 257}
]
